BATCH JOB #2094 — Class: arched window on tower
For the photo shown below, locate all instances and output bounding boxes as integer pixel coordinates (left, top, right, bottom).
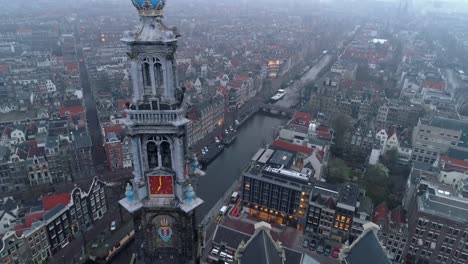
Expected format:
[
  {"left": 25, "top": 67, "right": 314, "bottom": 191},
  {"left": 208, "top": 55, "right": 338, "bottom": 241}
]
[
  {"left": 154, "top": 62, "right": 164, "bottom": 87},
  {"left": 142, "top": 62, "right": 152, "bottom": 95},
  {"left": 160, "top": 141, "right": 172, "bottom": 168},
  {"left": 147, "top": 141, "right": 158, "bottom": 169}
]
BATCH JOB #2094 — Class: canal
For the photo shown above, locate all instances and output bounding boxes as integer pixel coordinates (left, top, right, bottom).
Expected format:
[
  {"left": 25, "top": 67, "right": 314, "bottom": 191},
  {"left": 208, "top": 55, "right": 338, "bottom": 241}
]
[{"left": 195, "top": 113, "right": 286, "bottom": 220}]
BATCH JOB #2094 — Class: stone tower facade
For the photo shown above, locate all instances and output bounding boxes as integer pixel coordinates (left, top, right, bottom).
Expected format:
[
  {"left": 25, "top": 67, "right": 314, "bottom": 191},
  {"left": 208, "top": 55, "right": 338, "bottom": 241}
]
[{"left": 119, "top": 1, "right": 203, "bottom": 263}]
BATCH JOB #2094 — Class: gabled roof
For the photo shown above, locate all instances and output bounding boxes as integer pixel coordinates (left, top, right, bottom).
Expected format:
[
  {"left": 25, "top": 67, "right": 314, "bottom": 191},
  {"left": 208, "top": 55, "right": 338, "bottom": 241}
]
[
  {"left": 238, "top": 222, "right": 284, "bottom": 264},
  {"left": 372, "top": 203, "right": 388, "bottom": 225},
  {"left": 389, "top": 206, "right": 406, "bottom": 228},
  {"left": 213, "top": 225, "right": 250, "bottom": 250},
  {"left": 344, "top": 225, "right": 391, "bottom": 264},
  {"left": 42, "top": 193, "right": 71, "bottom": 211}
]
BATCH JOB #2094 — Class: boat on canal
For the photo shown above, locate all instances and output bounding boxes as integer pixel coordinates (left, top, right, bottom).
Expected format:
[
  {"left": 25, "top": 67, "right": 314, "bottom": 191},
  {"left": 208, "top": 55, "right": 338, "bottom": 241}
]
[
  {"left": 199, "top": 144, "right": 225, "bottom": 167},
  {"left": 270, "top": 89, "right": 286, "bottom": 102},
  {"left": 223, "top": 133, "right": 237, "bottom": 145}
]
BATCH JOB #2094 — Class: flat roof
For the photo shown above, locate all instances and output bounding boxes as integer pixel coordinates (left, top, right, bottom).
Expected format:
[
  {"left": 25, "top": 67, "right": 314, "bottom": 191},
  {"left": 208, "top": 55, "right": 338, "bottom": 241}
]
[
  {"left": 268, "top": 150, "right": 293, "bottom": 167},
  {"left": 251, "top": 148, "right": 266, "bottom": 162},
  {"left": 418, "top": 190, "right": 468, "bottom": 223},
  {"left": 258, "top": 149, "right": 275, "bottom": 164}
]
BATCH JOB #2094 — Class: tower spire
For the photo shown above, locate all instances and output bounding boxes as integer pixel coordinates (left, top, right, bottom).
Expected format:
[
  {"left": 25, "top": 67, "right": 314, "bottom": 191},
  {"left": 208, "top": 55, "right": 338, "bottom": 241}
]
[{"left": 119, "top": 1, "right": 203, "bottom": 262}]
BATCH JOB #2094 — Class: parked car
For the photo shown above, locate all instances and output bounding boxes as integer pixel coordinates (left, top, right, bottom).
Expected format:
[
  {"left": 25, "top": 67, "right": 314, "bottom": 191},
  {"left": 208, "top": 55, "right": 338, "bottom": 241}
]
[
  {"left": 309, "top": 239, "right": 317, "bottom": 251},
  {"left": 210, "top": 248, "right": 219, "bottom": 255},
  {"left": 235, "top": 119, "right": 240, "bottom": 125},
  {"left": 332, "top": 247, "right": 340, "bottom": 258},
  {"left": 110, "top": 221, "right": 116, "bottom": 231},
  {"left": 229, "top": 125, "right": 234, "bottom": 132},
  {"left": 317, "top": 241, "right": 324, "bottom": 254},
  {"left": 224, "top": 129, "right": 229, "bottom": 134},
  {"left": 214, "top": 137, "right": 220, "bottom": 143},
  {"left": 302, "top": 239, "right": 309, "bottom": 248},
  {"left": 324, "top": 245, "right": 332, "bottom": 256}
]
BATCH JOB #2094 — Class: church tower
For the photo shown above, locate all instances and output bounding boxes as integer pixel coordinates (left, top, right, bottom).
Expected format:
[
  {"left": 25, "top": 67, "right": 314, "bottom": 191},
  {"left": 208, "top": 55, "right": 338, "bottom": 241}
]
[{"left": 119, "top": 1, "right": 203, "bottom": 263}]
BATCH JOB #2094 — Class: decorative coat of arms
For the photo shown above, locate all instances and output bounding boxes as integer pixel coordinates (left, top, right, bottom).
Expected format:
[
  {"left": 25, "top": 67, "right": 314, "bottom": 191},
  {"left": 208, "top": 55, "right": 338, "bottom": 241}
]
[{"left": 157, "top": 216, "right": 173, "bottom": 242}]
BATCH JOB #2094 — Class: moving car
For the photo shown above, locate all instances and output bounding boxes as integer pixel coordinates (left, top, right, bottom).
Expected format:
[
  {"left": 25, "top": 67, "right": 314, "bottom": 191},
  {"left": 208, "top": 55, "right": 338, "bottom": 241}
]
[
  {"left": 110, "top": 221, "right": 116, "bottom": 231},
  {"left": 214, "top": 137, "right": 220, "bottom": 143}
]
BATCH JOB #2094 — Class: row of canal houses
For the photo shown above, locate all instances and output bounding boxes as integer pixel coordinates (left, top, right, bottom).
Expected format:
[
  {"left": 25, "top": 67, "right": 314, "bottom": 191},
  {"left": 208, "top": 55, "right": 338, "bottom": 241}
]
[{"left": 0, "top": 177, "right": 107, "bottom": 264}]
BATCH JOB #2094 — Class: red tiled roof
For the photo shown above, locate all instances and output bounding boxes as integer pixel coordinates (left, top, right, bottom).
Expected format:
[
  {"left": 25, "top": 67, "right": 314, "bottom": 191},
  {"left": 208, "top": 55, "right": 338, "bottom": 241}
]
[
  {"left": 317, "top": 126, "right": 332, "bottom": 140},
  {"left": 27, "top": 146, "right": 44, "bottom": 159},
  {"left": 373, "top": 203, "right": 389, "bottom": 224},
  {"left": 423, "top": 81, "right": 446, "bottom": 91},
  {"left": 2, "top": 127, "right": 12, "bottom": 137},
  {"left": 14, "top": 225, "right": 27, "bottom": 236},
  {"left": 390, "top": 206, "right": 406, "bottom": 225},
  {"left": 235, "top": 75, "right": 250, "bottom": 81},
  {"left": 293, "top": 112, "right": 312, "bottom": 123},
  {"left": 42, "top": 193, "right": 71, "bottom": 211},
  {"left": 0, "top": 65, "right": 9, "bottom": 72},
  {"left": 65, "top": 63, "right": 79, "bottom": 72},
  {"left": 271, "top": 140, "right": 314, "bottom": 155},
  {"left": 228, "top": 82, "right": 242, "bottom": 89},
  {"left": 117, "top": 99, "right": 128, "bottom": 111},
  {"left": 217, "top": 85, "right": 228, "bottom": 95},
  {"left": 104, "top": 125, "right": 124, "bottom": 136},
  {"left": 439, "top": 156, "right": 468, "bottom": 171},
  {"left": 16, "top": 28, "right": 32, "bottom": 34},
  {"left": 59, "top": 105, "right": 84, "bottom": 117},
  {"left": 25, "top": 211, "right": 46, "bottom": 227}
]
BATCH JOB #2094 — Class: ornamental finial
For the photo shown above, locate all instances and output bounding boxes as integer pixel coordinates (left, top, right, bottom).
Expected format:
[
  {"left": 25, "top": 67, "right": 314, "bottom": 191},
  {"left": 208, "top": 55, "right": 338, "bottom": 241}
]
[{"left": 131, "top": 0, "right": 166, "bottom": 17}]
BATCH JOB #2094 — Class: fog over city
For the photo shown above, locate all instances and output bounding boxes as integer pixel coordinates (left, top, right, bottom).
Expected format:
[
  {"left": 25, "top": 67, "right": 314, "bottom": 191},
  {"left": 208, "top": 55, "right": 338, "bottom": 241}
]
[{"left": 0, "top": 0, "right": 468, "bottom": 264}]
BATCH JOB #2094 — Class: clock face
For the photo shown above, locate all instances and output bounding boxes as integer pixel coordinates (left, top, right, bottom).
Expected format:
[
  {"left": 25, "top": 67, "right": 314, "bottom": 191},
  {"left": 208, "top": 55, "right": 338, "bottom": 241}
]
[{"left": 148, "top": 175, "right": 174, "bottom": 197}]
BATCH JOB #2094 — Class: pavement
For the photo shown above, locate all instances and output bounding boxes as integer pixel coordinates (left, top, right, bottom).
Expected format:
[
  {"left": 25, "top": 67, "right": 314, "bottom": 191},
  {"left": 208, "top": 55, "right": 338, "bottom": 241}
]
[{"left": 48, "top": 205, "right": 126, "bottom": 264}]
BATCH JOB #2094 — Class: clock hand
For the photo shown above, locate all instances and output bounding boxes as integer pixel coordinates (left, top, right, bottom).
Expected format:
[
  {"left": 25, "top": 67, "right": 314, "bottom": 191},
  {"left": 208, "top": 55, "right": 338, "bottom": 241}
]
[{"left": 157, "top": 177, "right": 162, "bottom": 191}]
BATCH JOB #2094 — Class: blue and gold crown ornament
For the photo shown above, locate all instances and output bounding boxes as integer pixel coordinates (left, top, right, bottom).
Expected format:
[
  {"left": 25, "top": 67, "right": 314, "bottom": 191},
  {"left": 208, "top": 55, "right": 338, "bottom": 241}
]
[{"left": 131, "top": 0, "right": 166, "bottom": 17}]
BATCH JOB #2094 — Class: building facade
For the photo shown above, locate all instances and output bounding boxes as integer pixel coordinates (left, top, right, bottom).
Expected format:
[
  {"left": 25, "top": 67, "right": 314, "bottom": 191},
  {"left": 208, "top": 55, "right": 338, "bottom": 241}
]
[
  {"left": 305, "top": 183, "right": 373, "bottom": 244},
  {"left": 242, "top": 148, "right": 312, "bottom": 229},
  {"left": 412, "top": 117, "right": 468, "bottom": 164}
]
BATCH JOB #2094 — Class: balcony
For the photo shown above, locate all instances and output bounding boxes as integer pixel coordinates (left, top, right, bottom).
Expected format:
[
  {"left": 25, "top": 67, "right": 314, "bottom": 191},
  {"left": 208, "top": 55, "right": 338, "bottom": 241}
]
[{"left": 126, "top": 108, "right": 186, "bottom": 126}]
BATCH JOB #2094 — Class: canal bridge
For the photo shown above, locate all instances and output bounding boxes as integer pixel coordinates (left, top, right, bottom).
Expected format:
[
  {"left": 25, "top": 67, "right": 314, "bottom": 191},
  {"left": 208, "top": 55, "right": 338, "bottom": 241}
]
[{"left": 256, "top": 102, "right": 296, "bottom": 116}]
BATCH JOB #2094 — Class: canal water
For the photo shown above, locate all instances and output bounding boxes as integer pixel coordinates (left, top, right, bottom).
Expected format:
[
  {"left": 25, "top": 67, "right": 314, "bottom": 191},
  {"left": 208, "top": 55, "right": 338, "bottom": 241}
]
[{"left": 196, "top": 113, "right": 285, "bottom": 220}]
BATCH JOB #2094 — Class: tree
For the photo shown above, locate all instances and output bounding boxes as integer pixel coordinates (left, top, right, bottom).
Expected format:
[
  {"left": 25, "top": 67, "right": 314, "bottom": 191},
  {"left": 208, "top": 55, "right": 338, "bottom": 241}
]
[
  {"left": 362, "top": 164, "right": 390, "bottom": 205},
  {"left": 330, "top": 113, "right": 352, "bottom": 152},
  {"left": 381, "top": 147, "right": 398, "bottom": 171},
  {"left": 325, "top": 159, "right": 352, "bottom": 184}
]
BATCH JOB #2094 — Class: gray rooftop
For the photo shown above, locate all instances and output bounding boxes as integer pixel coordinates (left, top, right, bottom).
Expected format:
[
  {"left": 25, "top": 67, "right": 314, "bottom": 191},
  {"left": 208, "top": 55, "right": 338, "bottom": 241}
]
[
  {"left": 417, "top": 190, "right": 468, "bottom": 223},
  {"left": 212, "top": 224, "right": 311, "bottom": 264},
  {"left": 74, "top": 131, "right": 92, "bottom": 148},
  {"left": 268, "top": 150, "right": 294, "bottom": 168},
  {"left": 42, "top": 204, "right": 66, "bottom": 222},
  {"left": 338, "top": 183, "right": 360, "bottom": 207},
  {"left": 239, "top": 229, "right": 283, "bottom": 264},
  {"left": 346, "top": 231, "right": 391, "bottom": 264},
  {"left": 447, "top": 148, "right": 468, "bottom": 160},
  {"left": 213, "top": 225, "right": 250, "bottom": 250}
]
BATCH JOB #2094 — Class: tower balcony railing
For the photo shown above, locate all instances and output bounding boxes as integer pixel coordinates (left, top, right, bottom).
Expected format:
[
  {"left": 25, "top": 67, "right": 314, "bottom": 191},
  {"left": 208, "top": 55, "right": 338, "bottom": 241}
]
[{"left": 126, "top": 108, "right": 186, "bottom": 125}]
